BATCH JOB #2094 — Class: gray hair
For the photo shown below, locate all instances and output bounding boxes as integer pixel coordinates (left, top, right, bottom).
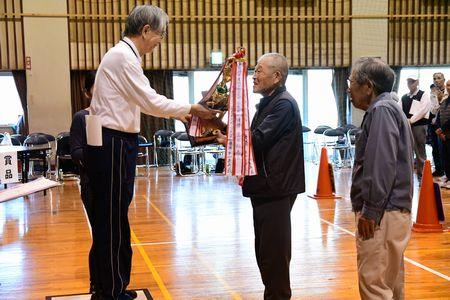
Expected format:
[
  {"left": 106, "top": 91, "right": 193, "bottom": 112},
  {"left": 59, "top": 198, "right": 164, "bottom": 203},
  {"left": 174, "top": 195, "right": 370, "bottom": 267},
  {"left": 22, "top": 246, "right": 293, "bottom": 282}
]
[
  {"left": 351, "top": 57, "right": 395, "bottom": 95},
  {"left": 258, "top": 53, "right": 289, "bottom": 85},
  {"left": 123, "top": 5, "right": 169, "bottom": 37}
]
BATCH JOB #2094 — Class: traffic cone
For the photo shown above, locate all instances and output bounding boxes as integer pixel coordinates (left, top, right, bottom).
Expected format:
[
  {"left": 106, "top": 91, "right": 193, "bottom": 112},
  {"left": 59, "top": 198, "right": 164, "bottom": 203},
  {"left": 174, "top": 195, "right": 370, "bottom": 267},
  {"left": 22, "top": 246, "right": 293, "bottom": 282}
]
[
  {"left": 413, "top": 160, "right": 443, "bottom": 233},
  {"left": 309, "top": 148, "right": 342, "bottom": 199}
]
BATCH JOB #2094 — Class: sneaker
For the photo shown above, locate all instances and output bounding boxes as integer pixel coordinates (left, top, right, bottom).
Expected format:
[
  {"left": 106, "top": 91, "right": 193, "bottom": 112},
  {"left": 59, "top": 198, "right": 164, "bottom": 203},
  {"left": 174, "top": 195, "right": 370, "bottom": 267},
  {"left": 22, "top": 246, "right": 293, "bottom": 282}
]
[
  {"left": 445, "top": 181, "right": 450, "bottom": 189},
  {"left": 440, "top": 180, "right": 450, "bottom": 188},
  {"left": 438, "top": 176, "right": 448, "bottom": 182}
]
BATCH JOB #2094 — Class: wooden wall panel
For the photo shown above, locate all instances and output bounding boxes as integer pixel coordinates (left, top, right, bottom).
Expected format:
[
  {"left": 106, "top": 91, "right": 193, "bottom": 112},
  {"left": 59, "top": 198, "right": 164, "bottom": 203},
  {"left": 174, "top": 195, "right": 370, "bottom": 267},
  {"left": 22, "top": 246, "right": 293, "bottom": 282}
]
[
  {"left": 66, "top": 0, "right": 352, "bottom": 70},
  {"left": 388, "top": 0, "right": 450, "bottom": 66},
  {"left": 0, "top": 0, "right": 24, "bottom": 70},
  {"left": 2, "top": 1, "right": 449, "bottom": 71}
]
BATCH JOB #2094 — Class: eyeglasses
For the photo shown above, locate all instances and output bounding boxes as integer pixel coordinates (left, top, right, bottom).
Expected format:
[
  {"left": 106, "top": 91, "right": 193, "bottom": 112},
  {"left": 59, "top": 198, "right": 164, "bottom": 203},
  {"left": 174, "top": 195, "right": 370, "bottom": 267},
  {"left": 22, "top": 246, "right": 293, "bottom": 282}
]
[
  {"left": 347, "top": 78, "right": 354, "bottom": 87},
  {"left": 157, "top": 28, "right": 167, "bottom": 39},
  {"left": 347, "top": 77, "right": 375, "bottom": 89}
]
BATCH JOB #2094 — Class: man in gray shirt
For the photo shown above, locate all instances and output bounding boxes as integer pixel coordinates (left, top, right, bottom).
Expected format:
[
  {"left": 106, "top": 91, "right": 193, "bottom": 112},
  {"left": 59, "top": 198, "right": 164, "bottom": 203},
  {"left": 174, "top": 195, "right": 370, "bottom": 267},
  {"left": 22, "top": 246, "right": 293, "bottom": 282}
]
[{"left": 348, "top": 57, "right": 414, "bottom": 300}]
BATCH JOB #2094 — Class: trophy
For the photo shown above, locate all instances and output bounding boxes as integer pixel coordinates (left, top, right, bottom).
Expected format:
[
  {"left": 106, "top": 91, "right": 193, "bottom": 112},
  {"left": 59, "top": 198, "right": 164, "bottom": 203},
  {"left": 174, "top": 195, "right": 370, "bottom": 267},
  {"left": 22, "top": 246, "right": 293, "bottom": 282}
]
[{"left": 186, "top": 47, "right": 246, "bottom": 146}]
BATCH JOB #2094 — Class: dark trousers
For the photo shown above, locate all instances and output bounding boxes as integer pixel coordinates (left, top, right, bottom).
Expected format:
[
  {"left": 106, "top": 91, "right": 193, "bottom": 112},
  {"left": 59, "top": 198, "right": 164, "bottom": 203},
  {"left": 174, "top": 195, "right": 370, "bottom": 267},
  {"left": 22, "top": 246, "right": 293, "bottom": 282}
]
[
  {"left": 86, "top": 128, "right": 138, "bottom": 299},
  {"left": 80, "top": 174, "right": 96, "bottom": 292},
  {"left": 251, "top": 195, "right": 297, "bottom": 300},
  {"left": 411, "top": 125, "right": 427, "bottom": 178},
  {"left": 429, "top": 125, "right": 444, "bottom": 174}
]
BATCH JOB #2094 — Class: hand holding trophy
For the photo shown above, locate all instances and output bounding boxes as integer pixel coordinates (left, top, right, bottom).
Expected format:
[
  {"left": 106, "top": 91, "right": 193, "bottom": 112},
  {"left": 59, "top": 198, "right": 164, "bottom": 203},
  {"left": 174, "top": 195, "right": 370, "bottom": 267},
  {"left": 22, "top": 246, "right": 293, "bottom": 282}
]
[{"left": 186, "top": 47, "right": 246, "bottom": 146}]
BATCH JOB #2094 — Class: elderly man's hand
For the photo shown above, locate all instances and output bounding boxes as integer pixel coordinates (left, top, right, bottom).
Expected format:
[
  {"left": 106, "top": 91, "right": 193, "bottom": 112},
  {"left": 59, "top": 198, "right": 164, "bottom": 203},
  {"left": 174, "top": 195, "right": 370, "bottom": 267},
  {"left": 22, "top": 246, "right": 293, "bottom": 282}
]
[
  {"left": 213, "top": 130, "right": 227, "bottom": 146},
  {"left": 201, "top": 117, "right": 227, "bottom": 131},
  {"left": 190, "top": 104, "right": 221, "bottom": 120},
  {"left": 358, "top": 215, "right": 376, "bottom": 240}
]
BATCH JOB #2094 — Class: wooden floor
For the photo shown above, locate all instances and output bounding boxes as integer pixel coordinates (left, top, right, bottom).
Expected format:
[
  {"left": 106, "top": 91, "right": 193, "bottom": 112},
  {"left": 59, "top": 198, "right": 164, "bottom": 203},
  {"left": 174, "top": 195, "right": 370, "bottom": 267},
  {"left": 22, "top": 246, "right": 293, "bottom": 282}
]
[{"left": 0, "top": 163, "right": 449, "bottom": 300}]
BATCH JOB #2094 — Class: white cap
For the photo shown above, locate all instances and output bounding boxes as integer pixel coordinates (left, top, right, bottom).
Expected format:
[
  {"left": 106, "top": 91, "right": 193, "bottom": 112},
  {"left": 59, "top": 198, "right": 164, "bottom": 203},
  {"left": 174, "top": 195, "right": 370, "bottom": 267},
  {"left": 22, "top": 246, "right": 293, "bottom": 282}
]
[{"left": 406, "top": 74, "right": 419, "bottom": 81}]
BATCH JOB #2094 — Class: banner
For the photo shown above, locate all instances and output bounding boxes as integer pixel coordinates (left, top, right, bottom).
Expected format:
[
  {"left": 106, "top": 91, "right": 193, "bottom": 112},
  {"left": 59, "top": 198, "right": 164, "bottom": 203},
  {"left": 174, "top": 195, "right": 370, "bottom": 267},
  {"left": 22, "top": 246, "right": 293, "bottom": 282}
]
[
  {"left": 0, "top": 151, "right": 19, "bottom": 184},
  {"left": 225, "top": 61, "right": 257, "bottom": 176}
]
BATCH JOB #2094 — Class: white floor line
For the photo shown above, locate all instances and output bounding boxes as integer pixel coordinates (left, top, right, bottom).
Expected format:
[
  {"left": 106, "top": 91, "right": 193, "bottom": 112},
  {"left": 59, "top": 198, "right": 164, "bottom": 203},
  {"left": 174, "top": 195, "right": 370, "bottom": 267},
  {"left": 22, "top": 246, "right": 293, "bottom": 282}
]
[
  {"left": 320, "top": 218, "right": 450, "bottom": 281},
  {"left": 131, "top": 241, "right": 177, "bottom": 246}
]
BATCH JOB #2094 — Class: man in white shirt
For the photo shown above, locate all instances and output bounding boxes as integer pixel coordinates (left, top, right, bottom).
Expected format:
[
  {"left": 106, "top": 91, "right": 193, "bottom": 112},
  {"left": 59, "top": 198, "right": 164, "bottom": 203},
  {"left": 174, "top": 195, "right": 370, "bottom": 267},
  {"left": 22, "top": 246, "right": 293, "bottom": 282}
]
[
  {"left": 398, "top": 75, "right": 430, "bottom": 182},
  {"left": 86, "top": 5, "right": 218, "bottom": 300}
]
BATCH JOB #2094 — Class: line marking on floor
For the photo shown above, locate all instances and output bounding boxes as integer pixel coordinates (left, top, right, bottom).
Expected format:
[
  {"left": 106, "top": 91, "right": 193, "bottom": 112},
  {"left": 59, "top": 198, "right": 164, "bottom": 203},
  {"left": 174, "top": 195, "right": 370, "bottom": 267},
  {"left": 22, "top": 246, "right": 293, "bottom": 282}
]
[
  {"left": 130, "top": 229, "right": 172, "bottom": 300},
  {"left": 130, "top": 232, "right": 351, "bottom": 247},
  {"left": 319, "top": 218, "right": 450, "bottom": 281},
  {"left": 141, "top": 196, "right": 242, "bottom": 300}
]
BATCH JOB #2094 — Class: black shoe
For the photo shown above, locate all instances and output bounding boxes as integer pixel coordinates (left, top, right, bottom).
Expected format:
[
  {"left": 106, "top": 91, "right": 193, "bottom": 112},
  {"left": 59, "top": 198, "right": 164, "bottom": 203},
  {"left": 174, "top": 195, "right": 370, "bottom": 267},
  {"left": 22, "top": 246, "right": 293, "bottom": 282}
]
[
  {"left": 125, "top": 290, "right": 138, "bottom": 299},
  {"left": 90, "top": 292, "right": 101, "bottom": 300},
  {"left": 432, "top": 171, "right": 444, "bottom": 177},
  {"left": 117, "top": 293, "right": 133, "bottom": 300}
]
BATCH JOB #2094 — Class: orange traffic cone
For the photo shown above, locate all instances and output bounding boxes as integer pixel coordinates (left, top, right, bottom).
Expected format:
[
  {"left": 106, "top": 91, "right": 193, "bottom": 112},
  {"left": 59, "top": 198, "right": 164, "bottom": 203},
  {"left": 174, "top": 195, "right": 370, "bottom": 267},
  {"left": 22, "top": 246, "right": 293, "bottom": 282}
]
[
  {"left": 413, "top": 160, "right": 443, "bottom": 233},
  {"left": 309, "top": 148, "right": 341, "bottom": 199}
]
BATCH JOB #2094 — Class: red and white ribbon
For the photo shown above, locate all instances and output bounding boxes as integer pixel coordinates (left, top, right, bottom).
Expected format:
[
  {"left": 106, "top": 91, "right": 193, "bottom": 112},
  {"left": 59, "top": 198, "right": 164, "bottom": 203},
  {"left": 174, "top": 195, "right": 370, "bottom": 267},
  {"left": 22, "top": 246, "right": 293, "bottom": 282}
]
[
  {"left": 225, "top": 61, "right": 257, "bottom": 176},
  {"left": 188, "top": 116, "right": 203, "bottom": 137}
]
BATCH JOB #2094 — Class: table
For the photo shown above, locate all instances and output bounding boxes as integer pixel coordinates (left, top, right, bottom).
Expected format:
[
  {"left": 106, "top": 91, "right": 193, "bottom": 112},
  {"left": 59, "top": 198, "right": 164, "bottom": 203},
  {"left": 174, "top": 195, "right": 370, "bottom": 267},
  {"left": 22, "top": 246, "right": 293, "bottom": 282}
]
[{"left": 0, "top": 145, "right": 51, "bottom": 185}]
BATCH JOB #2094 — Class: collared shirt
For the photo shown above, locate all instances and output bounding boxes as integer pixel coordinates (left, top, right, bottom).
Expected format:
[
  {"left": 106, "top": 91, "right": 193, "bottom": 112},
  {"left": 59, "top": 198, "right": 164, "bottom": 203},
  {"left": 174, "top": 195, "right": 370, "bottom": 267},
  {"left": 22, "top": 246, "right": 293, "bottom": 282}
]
[
  {"left": 351, "top": 92, "right": 414, "bottom": 223},
  {"left": 399, "top": 88, "right": 430, "bottom": 124},
  {"left": 90, "top": 37, "right": 191, "bottom": 133}
]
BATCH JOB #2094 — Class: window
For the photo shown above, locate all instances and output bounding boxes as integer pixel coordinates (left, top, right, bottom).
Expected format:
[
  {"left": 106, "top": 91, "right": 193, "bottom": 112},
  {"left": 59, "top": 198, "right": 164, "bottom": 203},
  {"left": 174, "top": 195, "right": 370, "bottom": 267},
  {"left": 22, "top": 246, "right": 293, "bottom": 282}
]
[
  {"left": 193, "top": 71, "right": 221, "bottom": 102},
  {"left": 0, "top": 72, "right": 23, "bottom": 125},
  {"left": 247, "top": 71, "right": 304, "bottom": 119},
  {"left": 173, "top": 73, "right": 190, "bottom": 132},
  {"left": 306, "top": 69, "right": 338, "bottom": 130}
]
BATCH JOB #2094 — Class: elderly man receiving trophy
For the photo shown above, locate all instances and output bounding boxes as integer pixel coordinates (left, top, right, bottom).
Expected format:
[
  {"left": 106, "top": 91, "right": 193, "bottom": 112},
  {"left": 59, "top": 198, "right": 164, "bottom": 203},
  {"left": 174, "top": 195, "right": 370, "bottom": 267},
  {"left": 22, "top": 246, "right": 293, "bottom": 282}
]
[{"left": 197, "top": 52, "right": 305, "bottom": 299}]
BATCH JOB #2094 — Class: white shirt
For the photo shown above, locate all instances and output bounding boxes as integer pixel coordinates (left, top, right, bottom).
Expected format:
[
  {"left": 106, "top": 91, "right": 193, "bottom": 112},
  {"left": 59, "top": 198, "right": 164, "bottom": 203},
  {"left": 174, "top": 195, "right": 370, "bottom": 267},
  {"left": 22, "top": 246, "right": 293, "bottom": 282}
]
[
  {"left": 90, "top": 37, "right": 191, "bottom": 133},
  {"left": 398, "top": 88, "right": 431, "bottom": 124}
]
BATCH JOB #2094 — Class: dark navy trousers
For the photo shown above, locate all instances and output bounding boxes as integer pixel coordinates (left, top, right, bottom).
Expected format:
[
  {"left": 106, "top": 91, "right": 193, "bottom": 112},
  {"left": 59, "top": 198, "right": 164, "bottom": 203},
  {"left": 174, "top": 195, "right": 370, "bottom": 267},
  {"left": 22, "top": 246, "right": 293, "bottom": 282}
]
[{"left": 86, "top": 127, "right": 138, "bottom": 299}]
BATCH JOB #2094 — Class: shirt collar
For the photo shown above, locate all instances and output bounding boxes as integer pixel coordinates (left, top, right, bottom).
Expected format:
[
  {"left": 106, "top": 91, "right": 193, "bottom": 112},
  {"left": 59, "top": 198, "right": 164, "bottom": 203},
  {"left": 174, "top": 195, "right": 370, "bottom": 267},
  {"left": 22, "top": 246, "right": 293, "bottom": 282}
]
[
  {"left": 367, "top": 92, "right": 392, "bottom": 111},
  {"left": 257, "top": 86, "right": 287, "bottom": 111},
  {"left": 407, "top": 88, "right": 419, "bottom": 97},
  {"left": 121, "top": 36, "right": 141, "bottom": 62}
]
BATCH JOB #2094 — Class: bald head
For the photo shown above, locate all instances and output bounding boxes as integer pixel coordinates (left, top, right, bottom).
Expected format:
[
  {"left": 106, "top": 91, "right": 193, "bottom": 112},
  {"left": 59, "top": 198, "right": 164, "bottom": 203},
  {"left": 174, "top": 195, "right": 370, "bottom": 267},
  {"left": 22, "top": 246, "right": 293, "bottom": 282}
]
[
  {"left": 257, "top": 53, "right": 289, "bottom": 85},
  {"left": 253, "top": 53, "right": 290, "bottom": 96}
]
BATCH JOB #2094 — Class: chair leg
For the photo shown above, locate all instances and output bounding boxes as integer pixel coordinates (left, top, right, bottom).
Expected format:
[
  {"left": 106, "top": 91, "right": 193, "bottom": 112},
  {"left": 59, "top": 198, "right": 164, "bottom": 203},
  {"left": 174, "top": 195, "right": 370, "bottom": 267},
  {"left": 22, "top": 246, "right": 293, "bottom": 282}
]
[
  {"left": 56, "top": 157, "right": 60, "bottom": 181},
  {"left": 145, "top": 151, "right": 150, "bottom": 177},
  {"left": 154, "top": 147, "right": 158, "bottom": 167}
]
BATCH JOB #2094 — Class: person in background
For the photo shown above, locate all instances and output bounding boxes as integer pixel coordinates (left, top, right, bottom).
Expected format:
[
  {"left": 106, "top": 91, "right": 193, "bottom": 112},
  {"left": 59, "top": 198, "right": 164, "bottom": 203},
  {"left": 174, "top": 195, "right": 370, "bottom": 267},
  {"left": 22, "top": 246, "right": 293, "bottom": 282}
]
[
  {"left": 70, "top": 70, "right": 97, "bottom": 295},
  {"left": 429, "top": 73, "right": 447, "bottom": 177},
  {"left": 398, "top": 75, "right": 430, "bottom": 183},
  {"left": 435, "top": 79, "right": 450, "bottom": 189},
  {"left": 348, "top": 57, "right": 413, "bottom": 300},
  {"left": 85, "top": 5, "right": 218, "bottom": 300}
]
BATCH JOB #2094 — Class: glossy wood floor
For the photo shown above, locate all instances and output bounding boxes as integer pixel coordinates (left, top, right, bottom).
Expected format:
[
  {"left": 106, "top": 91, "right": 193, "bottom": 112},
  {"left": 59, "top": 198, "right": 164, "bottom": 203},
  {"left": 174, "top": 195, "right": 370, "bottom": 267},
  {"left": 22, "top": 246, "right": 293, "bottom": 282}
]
[{"left": 1, "top": 163, "right": 449, "bottom": 300}]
